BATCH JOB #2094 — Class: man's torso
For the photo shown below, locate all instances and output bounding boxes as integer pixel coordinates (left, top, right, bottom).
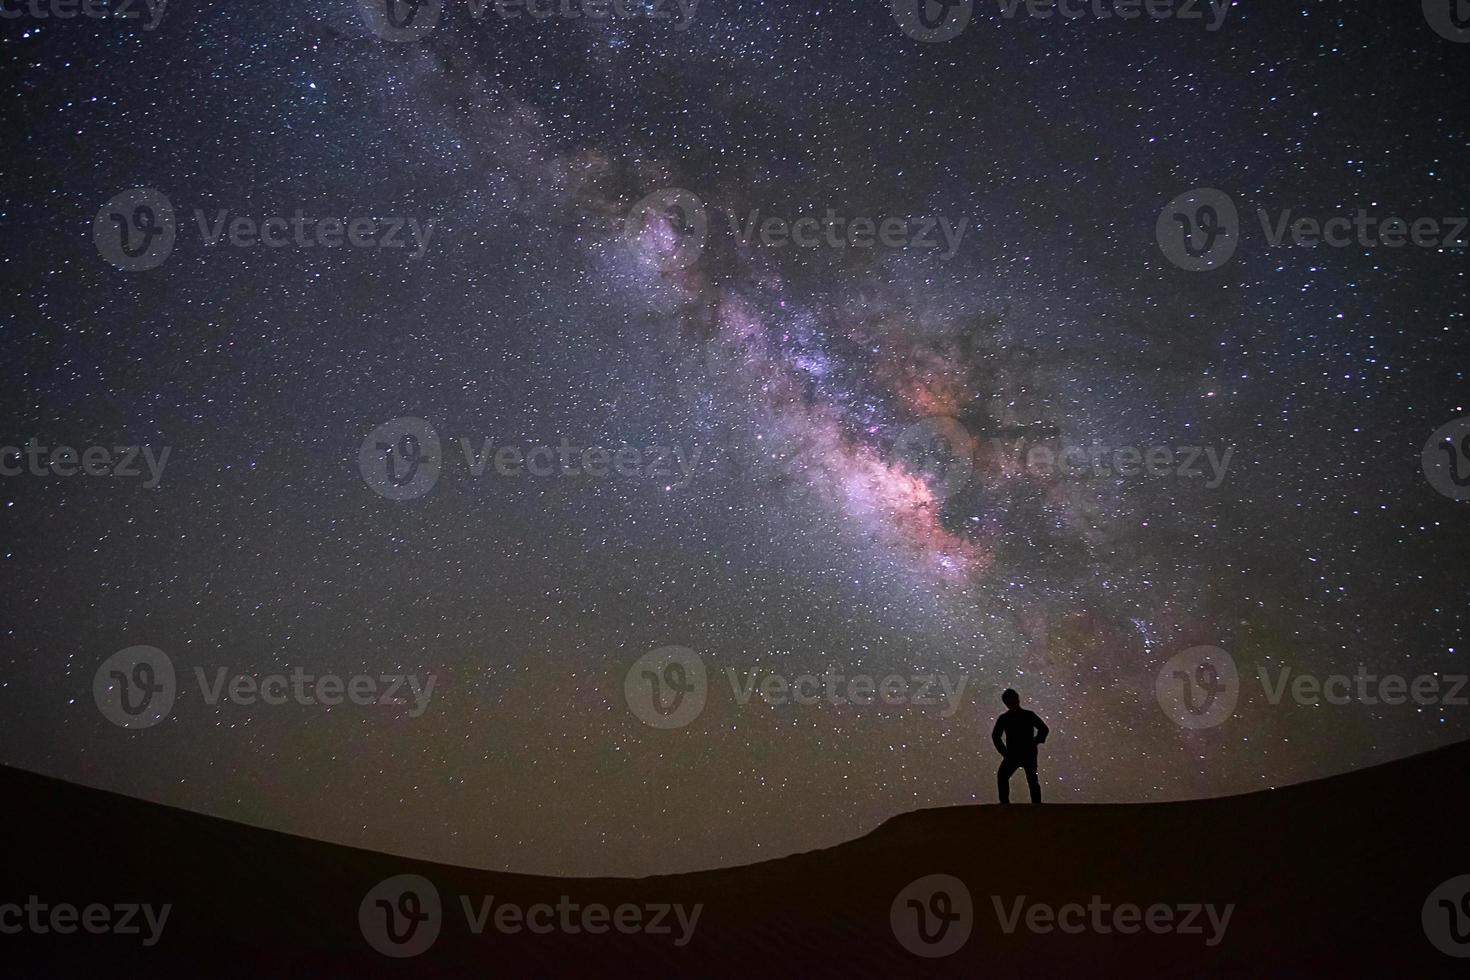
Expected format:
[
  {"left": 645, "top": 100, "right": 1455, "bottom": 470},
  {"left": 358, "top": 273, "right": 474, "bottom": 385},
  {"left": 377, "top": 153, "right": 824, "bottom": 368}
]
[{"left": 997, "top": 709, "right": 1040, "bottom": 760}]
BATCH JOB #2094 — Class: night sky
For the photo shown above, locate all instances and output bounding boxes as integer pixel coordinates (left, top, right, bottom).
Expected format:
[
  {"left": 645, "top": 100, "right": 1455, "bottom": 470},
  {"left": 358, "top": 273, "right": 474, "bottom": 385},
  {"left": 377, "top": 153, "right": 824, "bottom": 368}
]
[{"left": 1, "top": 0, "right": 1467, "bottom": 877}]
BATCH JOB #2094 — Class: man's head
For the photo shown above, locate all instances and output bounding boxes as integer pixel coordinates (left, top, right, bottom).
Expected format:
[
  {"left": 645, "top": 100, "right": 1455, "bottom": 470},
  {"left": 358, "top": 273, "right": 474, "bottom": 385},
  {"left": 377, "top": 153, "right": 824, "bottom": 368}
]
[{"left": 1002, "top": 688, "right": 1020, "bottom": 709}]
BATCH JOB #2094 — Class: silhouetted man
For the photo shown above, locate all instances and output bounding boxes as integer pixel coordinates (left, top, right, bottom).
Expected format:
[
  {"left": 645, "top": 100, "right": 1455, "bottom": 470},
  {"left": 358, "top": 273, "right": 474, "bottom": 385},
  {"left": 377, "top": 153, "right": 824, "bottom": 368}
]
[{"left": 992, "top": 689, "right": 1048, "bottom": 804}]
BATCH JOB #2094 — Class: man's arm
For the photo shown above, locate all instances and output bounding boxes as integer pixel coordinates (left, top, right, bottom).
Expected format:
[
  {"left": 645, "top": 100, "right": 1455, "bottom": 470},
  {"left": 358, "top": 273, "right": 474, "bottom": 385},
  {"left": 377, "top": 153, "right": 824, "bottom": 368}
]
[
  {"left": 991, "top": 717, "right": 1006, "bottom": 756},
  {"left": 1033, "top": 713, "right": 1049, "bottom": 745}
]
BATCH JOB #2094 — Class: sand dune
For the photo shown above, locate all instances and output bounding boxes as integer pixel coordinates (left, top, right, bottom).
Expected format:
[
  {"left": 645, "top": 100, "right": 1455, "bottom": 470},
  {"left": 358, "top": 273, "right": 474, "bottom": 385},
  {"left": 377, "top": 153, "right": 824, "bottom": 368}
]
[{"left": 4, "top": 742, "right": 1469, "bottom": 977}]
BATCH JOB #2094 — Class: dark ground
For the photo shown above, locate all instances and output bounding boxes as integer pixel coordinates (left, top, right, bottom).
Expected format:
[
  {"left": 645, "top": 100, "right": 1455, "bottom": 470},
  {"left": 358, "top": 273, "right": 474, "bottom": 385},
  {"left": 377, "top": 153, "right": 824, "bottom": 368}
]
[{"left": 4, "top": 741, "right": 1469, "bottom": 977}]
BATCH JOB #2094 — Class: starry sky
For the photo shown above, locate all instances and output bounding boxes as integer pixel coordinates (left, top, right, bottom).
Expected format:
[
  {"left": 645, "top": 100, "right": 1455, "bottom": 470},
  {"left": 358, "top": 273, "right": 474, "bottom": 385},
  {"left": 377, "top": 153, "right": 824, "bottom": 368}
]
[{"left": 1, "top": 0, "right": 1467, "bottom": 877}]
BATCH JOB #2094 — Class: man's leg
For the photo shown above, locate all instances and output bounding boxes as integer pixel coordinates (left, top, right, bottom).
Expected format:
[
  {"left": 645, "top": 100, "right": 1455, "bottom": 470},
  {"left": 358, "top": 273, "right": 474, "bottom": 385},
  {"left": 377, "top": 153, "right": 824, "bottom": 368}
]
[
  {"left": 1024, "top": 761, "right": 1041, "bottom": 804},
  {"left": 997, "top": 759, "right": 1018, "bottom": 804}
]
